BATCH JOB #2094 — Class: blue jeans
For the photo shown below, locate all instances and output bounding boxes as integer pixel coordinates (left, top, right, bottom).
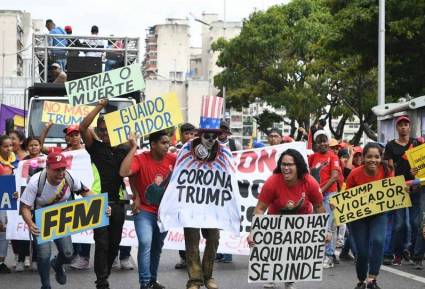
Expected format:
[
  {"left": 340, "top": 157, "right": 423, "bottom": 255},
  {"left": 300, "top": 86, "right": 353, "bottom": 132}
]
[
  {"left": 389, "top": 208, "right": 411, "bottom": 257},
  {"left": 350, "top": 214, "right": 387, "bottom": 281},
  {"left": 73, "top": 243, "right": 90, "bottom": 259},
  {"left": 341, "top": 227, "right": 357, "bottom": 257},
  {"left": 37, "top": 236, "right": 73, "bottom": 289},
  {"left": 134, "top": 211, "right": 167, "bottom": 286},
  {"left": 323, "top": 192, "right": 337, "bottom": 256},
  {"left": 410, "top": 188, "right": 425, "bottom": 260}
]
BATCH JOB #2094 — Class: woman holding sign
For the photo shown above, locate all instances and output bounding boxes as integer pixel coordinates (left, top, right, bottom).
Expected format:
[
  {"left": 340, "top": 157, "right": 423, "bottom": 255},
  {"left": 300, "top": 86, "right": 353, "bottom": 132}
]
[
  {"left": 248, "top": 149, "right": 326, "bottom": 289},
  {"left": 346, "top": 142, "right": 393, "bottom": 289}
]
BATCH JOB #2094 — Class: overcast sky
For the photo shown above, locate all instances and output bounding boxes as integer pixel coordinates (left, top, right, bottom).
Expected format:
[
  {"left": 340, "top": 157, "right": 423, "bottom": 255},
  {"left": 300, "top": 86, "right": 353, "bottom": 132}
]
[{"left": 3, "top": 0, "right": 289, "bottom": 47}]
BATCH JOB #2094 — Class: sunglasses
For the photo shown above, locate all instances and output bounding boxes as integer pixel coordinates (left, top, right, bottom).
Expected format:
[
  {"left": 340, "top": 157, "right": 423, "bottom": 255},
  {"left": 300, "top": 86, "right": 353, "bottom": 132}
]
[{"left": 202, "top": 133, "right": 218, "bottom": 140}]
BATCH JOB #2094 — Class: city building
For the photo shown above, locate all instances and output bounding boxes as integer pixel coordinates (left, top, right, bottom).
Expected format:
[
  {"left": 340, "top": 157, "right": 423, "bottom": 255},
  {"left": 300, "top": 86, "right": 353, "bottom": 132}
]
[
  {"left": 143, "top": 18, "right": 190, "bottom": 81},
  {"left": 0, "top": 10, "right": 43, "bottom": 108}
]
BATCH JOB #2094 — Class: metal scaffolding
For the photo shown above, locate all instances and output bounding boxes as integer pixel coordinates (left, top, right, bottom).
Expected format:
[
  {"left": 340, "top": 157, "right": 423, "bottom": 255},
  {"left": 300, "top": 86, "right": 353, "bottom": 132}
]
[{"left": 32, "top": 34, "right": 139, "bottom": 83}]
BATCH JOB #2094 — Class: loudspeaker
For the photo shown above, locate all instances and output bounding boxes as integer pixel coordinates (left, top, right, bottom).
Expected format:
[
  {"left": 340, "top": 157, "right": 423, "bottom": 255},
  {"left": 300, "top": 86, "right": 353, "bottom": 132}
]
[{"left": 67, "top": 56, "right": 102, "bottom": 73}]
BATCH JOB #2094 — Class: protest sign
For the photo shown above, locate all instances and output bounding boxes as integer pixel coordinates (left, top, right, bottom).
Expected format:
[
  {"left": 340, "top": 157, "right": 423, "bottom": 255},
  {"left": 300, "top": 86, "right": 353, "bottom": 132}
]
[
  {"left": 104, "top": 92, "right": 184, "bottom": 147},
  {"left": 331, "top": 176, "right": 411, "bottom": 225},
  {"left": 35, "top": 193, "right": 109, "bottom": 244},
  {"left": 158, "top": 141, "right": 242, "bottom": 235},
  {"left": 406, "top": 143, "right": 425, "bottom": 178},
  {"left": 0, "top": 175, "right": 17, "bottom": 210},
  {"left": 248, "top": 214, "right": 328, "bottom": 283},
  {"left": 41, "top": 101, "right": 97, "bottom": 127},
  {"left": 66, "top": 64, "right": 145, "bottom": 106}
]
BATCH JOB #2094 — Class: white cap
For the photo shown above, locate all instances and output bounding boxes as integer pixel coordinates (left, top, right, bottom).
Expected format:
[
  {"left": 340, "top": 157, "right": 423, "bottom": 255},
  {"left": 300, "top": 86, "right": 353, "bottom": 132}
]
[{"left": 314, "top": 129, "right": 330, "bottom": 142}]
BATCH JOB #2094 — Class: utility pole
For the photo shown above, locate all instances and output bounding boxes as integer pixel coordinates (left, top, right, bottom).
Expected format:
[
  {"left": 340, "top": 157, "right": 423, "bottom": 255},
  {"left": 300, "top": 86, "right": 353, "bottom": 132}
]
[
  {"left": 222, "top": 0, "right": 227, "bottom": 118},
  {"left": 377, "top": 0, "right": 385, "bottom": 142}
]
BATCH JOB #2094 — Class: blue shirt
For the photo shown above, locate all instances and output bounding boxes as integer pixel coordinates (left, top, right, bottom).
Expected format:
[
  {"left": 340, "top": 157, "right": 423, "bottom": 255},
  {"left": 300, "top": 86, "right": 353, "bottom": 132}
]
[{"left": 49, "top": 27, "right": 68, "bottom": 48}]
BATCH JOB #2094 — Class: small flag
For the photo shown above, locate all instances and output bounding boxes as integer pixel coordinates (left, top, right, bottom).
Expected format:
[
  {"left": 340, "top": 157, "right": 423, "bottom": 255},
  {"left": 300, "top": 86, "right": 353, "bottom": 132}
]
[{"left": 199, "top": 95, "right": 223, "bottom": 129}]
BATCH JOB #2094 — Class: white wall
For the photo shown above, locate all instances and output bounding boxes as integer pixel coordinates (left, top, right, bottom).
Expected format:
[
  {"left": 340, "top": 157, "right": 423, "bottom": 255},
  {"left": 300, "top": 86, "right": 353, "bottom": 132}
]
[{"left": 156, "top": 24, "right": 190, "bottom": 81}]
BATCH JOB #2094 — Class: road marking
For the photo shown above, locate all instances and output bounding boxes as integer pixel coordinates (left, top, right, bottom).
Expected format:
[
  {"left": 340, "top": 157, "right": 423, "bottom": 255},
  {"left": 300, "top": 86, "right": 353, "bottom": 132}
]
[{"left": 381, "top": 265, "right": 425, "bottom": 284}]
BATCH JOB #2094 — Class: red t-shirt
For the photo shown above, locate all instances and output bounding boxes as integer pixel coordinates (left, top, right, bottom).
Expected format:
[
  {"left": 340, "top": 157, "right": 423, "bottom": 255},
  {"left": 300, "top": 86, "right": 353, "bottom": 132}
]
[
  {"left": 308, "top": 151, "right": 341, "bottom": 193},
  {"left": 258, "top": 174, "right": 323, "bottom": 214},
  {"left": 130, "top": 152, "right": 176, "bottom": 214},
  {"left": 0, "top": 163, "right": 13, "bottom": 175},
  {"left": 346, "top": 165, "right": 394, "bottom": 189}
]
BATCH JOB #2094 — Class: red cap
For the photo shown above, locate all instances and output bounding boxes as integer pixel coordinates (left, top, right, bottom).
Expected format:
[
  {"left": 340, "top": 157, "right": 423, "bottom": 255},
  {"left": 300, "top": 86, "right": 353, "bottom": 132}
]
[
  {"left": 64, "top": 25, "right": 72, "bottom": 32},
  {"left": 46, "top": 152, "right": 68, "bottom": 170},
  {"left": 353, "top": 146, "right": 363, "bottom": 155},
  {"left": 282, "top": 135, "right": 294, "bottom": 143},
  {"left": 63, "top": 124, "right": 80, "bottom": 135},
  {"left": 395, "top": 115, "right": 410, "bottom": 125}
]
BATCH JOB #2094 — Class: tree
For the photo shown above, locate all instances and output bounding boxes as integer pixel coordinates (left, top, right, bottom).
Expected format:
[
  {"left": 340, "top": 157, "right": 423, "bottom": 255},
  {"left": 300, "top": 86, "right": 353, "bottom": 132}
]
[
  {"left": 253, "top": 110, "right": 283, "bottom": 134},
  {"left": 213, "top": 0, "right": 332, "bottom": 132}
]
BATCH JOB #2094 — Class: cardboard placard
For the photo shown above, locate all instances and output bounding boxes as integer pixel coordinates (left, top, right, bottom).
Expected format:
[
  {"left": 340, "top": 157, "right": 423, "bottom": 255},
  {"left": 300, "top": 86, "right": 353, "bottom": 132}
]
[
  {"left": 331, "top": 176, "right": 411, "bottom": 225},
  {"left": 35, "top": 193, "right": 109, "bottom": 244},
  {"left": 406, "top": 143, "right": 425, "bottom": 178},
  {"left": 66, "top": 64, "right": 145, "bottom": 106},
  {"left": 0, "top": 175, "right": 17, "bottom": 210},
  {"left": 248, "top": 214, "right": 328, "bottom": 283},
  {"left": 41, "top": 101, "right": 97, "bottom": 127},
  {"left": 104, "top": 92, "right": 184, "bottom": 146}
]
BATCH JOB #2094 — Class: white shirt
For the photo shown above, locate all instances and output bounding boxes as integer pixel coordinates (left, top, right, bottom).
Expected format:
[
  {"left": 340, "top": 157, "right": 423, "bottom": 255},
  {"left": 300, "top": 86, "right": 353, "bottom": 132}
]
[{"left": 21, "top": 171, "right": 86, "bottom": 209}]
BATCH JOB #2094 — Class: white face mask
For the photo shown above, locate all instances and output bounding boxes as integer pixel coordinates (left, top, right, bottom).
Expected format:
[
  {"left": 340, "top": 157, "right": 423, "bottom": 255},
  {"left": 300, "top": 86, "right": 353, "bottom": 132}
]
[{"left": 201, "top": 132, "right": 217, "bottom": 150}]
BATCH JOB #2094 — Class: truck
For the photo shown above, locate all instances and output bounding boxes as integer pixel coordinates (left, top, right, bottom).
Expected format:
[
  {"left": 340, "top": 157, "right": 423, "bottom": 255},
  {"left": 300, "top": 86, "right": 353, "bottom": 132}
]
[{"left": 24, "top": 33, "right": 141, "bottom": 146}]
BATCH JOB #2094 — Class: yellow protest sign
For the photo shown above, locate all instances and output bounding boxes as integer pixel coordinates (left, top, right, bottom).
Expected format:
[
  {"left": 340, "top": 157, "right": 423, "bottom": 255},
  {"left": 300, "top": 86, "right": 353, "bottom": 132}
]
[
  {"left": 66, "top": 64, "right": 145, "bottom": 106},
  {"left": 41, "top": 101, "right": 98, "bottom": 127},
  {"left": 35, "top": 193, "right": 109, "bottom": 244},
  {"left": 406, "top": 143, "right": 425, "bottom": 178},
  {"left": 330, "top": 176, "right": 411, "bottom": 225},
  {"left": 104, "top": 92, "right": 184, "bottom": 147}
]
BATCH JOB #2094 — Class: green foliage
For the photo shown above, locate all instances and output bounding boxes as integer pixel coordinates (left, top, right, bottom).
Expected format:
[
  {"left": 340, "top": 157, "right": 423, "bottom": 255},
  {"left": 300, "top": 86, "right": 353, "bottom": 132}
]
[
  {"left": 213, "top": 0, "right": 425, "bottom": 144},
  {"left": 253, "top": 110, "right": 283, "bottom": 134}
]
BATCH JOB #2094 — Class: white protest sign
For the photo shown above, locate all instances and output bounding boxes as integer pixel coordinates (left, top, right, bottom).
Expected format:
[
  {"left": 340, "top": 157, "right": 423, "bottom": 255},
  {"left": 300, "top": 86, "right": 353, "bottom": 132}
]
[
  {"left": 158, "top": 141, "right": 242, "bottom": 235},
  {"left": 65, "top": 64, "right": 145, "bottom": 106},
  {"left": 248, "top": 214, "right": 328, "bottom": 283}
]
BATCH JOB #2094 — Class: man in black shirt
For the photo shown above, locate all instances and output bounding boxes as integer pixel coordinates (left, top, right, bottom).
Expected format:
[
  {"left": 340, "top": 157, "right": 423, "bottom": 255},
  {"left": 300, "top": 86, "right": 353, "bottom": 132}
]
[
  {"left": 384, "top": 115, "right": 424, "bottom": 267},
  {"left": 80, "top": 99, "right": 129, "bottom": 289}
]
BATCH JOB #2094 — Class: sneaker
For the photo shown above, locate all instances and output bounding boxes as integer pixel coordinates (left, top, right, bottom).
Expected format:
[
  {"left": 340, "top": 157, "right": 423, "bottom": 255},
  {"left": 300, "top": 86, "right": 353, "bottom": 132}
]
[
  {"left": 70, "top": 256, "right": 90, "bottom": 270},
  {"left": 336, "top": 240, "right": 344, "bottom": 248},
  {"left": 323, "top": 255, "right": 334, "bottom": 269},
  {"left": 150, "top": 281, "right": 165, "bottom": 289},
  {"left": 24, "top": 256, "right": 30, "bottom": 268},
  {"left": 402, "top": 249, "right": 411, "bottom": 262},
  {"left": 112, "top": 257, "right": 120, "bottom": 269},
  {"left": 31, "top": 261, "right": 38, "bottom": 271},
  {"left": 264, "top": 283, "right": 275, "bottom": 288},
  {"left": 392, "top": 255, "right": 402, "bottom": 266},
  {"left": 174, "top": 258, "right": 187, "bottom": 269},
  {"left": 218, "top": 254, "right": 232, "bottom": 263},
  {"left": 383, "top": 255, "right": 393, "bottom": 265},
  {"left": 50, "top": 257, "right": 67, "bottom": 285},
  {"left": 415, "top": 260, "right": 423, "bottom": 270},
  {"left": 367, "top": 279, "right": 381, "bottom": 289},
  {"left": 120, "top": 257, "right": 134, "bottom": 270},
  {"left": 15, "top": 261, "right": 25, "bottom": 272},
  {"left": 284, "top": 282, "right": 296, "bottom": 289},
  {"left": 0, "top": 263, "right": 11, "bottom": 273},
  {"left": 205, "top": 279, "right": 218, "bottom": 289},
  {"left": 339, "top": 252, "right": 355, "bottom": 261},
  {"left": 354, "top": 281, "right": 366, "bottom": 289}
]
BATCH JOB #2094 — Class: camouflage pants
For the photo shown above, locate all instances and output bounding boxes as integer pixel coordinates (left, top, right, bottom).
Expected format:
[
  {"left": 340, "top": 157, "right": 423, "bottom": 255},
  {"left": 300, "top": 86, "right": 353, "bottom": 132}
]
[{"left": 184, "top": 228, "right": 220, "bottom": 288}]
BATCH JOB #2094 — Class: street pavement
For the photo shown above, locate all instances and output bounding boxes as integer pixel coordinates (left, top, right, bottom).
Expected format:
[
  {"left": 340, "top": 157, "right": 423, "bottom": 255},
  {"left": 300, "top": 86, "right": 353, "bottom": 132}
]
[{"left": 2, "top": 247, "right": 425, "bottom": 289}]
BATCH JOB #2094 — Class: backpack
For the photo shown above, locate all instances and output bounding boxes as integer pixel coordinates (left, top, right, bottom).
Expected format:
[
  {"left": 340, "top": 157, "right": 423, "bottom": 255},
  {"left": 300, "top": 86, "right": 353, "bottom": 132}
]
[{"left": 35, "top": 169, "right": 76, "bottom": 208}]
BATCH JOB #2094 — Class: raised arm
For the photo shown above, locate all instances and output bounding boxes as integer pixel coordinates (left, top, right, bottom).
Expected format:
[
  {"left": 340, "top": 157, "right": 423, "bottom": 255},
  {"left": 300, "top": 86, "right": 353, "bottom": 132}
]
[
  {"left": 80, "top": 99, "right": 108, "bottom": 148},
  {"left": 119, "top": 133, "right": 138, "bottom": 177},
  {"left": 39, "top": 121, "right": 54, "bottom": 151}
]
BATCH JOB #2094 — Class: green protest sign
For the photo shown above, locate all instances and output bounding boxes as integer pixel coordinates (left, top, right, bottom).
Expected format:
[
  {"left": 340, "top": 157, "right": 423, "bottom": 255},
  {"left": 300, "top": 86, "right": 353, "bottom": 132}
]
[{"left": 65, "top": 64, "right": 145, "bottom": 106}]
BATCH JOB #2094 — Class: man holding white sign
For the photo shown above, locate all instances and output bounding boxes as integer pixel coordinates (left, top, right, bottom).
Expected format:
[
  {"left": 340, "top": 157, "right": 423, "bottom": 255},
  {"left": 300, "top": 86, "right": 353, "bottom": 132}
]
[{"left": 247, "top": 149, "right": 327, "bottom": 289}]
